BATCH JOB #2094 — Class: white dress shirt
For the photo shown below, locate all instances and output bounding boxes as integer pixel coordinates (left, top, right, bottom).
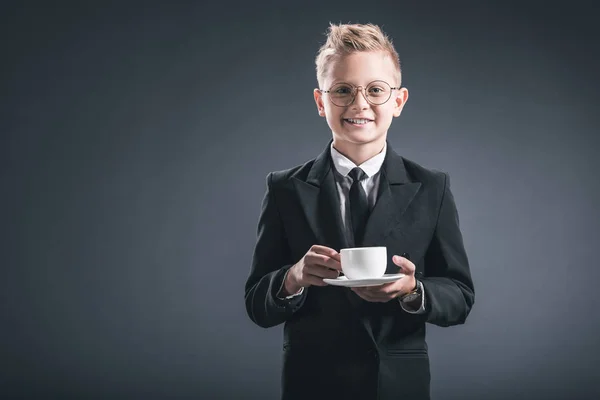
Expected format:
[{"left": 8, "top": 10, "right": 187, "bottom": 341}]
[
  {"left": 280, "top": 142, "right": 425, "bottom": 314},
  {"left": 330, "top": 142, "right": 385, "bottom": 245}
]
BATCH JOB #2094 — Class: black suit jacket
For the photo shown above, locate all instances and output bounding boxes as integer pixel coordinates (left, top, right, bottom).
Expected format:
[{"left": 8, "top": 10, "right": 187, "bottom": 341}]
[{"left": 245, "top": 140, "right": 475, "bottom": 400}]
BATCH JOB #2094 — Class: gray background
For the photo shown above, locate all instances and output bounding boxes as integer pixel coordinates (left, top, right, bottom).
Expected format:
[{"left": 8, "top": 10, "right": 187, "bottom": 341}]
[{"left": 2, "top": 1, "right": 599, "bottom": 399}]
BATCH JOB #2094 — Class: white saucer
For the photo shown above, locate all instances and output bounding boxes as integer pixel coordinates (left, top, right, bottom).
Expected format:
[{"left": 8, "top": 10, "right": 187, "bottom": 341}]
[{"left": 323, "top": 273, "right": 405, "bottom": 288}]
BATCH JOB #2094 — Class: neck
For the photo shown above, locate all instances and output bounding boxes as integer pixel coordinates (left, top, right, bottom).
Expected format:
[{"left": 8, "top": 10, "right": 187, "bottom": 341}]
[{"left": 332, "top": 137, "right": 386, "bottom": 166}]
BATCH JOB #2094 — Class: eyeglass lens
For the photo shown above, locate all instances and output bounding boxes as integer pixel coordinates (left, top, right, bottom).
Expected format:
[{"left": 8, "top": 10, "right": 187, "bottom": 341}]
[{"left": 327, "top": 81, "right": 392, "bottom": 106}]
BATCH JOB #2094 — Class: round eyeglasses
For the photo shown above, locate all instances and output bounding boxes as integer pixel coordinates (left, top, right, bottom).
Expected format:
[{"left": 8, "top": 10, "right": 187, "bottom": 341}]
[{"left": 319, "top": 80, "right": 401, "bottom": 107}]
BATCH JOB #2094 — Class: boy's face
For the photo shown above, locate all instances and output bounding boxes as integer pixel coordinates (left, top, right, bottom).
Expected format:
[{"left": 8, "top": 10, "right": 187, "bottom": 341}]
[{"left": 314, "top": 51, "right": 409, "bottom": 151}]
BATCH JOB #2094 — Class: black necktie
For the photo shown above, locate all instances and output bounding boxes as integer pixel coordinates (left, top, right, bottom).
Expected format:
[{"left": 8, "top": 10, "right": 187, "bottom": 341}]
[{"left": 348, "top": 167, "right": 369, "bottom": 246}]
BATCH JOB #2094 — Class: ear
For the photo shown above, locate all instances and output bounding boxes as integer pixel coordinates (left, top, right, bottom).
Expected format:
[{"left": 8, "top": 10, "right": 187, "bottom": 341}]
[
  {"left": 313, "top": 88, "right": 326, "bottom": 117},
  {"left": 392, "top": 87, "right": 409, "bottom": 117}
]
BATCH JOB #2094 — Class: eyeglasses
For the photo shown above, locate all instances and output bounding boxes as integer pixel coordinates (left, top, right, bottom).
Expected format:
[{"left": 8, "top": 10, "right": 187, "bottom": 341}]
[{"left": 319, "top": 80, "right": 401, "bottom": 107}]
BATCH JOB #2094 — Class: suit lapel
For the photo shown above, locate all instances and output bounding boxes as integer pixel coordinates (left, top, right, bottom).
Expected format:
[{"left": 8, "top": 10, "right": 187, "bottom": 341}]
[
  {"left": 292, "top": 143, "right": 349, "bottom": 251},
  {"left": 362, "top": 146, "right": 421, "bottom": 247}
]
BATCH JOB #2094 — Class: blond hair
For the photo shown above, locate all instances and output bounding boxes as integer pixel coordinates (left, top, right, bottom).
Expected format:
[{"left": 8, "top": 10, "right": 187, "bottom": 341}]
[{"left": 315, "top": 23, "right": 402, "bottom": 88}]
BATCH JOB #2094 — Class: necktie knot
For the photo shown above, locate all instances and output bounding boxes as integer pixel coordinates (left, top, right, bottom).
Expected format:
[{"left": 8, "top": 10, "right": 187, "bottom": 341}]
[{"left": 348, "top": 167, "right": 367, "bottom": 183}]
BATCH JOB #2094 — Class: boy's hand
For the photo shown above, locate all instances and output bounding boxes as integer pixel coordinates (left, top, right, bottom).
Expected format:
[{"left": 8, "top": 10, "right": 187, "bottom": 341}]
[
  {"left": 283, "top": 245, "right": 342, "bottom": 295},
  {"left": 350, "top": 255, "right": 416, "bottom": 302}
]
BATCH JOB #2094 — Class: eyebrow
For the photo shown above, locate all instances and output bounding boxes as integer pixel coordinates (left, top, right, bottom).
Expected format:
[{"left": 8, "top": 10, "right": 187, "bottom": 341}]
[{"left": 329, "top": 79, "right": 390, "bottom": 86}]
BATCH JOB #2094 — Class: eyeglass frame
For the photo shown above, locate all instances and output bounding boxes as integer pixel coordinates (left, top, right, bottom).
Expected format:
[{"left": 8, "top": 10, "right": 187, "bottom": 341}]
[{"left": 317, "top": 80, "right": 403, "bottom": 107}]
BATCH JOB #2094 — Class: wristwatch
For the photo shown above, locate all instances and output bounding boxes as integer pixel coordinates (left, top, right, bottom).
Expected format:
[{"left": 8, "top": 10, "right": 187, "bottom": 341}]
[{"left": 400, "top": 279, "right": 422, "bottom": 303}]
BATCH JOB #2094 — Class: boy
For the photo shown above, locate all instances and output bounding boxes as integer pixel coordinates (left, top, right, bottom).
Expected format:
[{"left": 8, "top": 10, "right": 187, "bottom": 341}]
[{"left": 244, "top": 23, "right": 475, "bottom": 400}]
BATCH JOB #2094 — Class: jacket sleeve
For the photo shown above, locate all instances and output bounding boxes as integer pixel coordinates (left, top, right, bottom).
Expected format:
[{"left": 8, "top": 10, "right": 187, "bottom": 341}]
[
  {"left": 421, "top": 172, "right": 475, "bottom": 327},
  {"left": 244, "top": 172, "right": 306, "bottom": 328}
]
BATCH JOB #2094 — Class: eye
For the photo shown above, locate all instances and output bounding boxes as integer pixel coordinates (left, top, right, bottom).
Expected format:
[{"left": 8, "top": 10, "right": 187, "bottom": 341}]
[{"left": 333, "top": 85, "right": 353, "bottom": 95}]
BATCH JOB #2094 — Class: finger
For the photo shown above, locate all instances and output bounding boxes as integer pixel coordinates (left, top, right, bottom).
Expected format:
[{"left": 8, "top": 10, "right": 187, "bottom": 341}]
[
  {"left": 306, "top": 253, "right": 341, "bottom": 270},
  {"left": 305, "top": 264, "right": 340, "bottom": 279},
  {"left": 306, "top": 253, "right": 342, "bottom": 271},
  {"left": 363, "top": 284, "right": 402, "bottom": 299},
  {"left": 366, "top": 276, "right": 416, "bottom": 298},
  {"left": 310, "top": 245, "right": 341, "bottom": 262},
  {"left": 392, "top": 255, "right": 415, "bottom": 275},
  {"left": 363, "top": 290, "right": 392, "bottom": 302},
  {"left": 303, "top": 274, "right": 328, "bottom": 287},
  {"left": 352, "top": 288, "right": 387, "bottom": 302},
  {"left": 364, "top": 281, "right": 398, "bottom": 295}
]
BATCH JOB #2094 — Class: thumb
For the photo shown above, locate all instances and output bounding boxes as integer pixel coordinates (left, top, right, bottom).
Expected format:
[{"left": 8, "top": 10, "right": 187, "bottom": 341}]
[{"left": 392, "top": 255, "right": 413, "bottom": 274}]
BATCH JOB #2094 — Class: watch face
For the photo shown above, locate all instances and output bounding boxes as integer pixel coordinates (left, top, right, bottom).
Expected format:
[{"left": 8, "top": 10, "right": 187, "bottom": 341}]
[{"left": 403, "top": 293, "right": 419, "bottom": 303}]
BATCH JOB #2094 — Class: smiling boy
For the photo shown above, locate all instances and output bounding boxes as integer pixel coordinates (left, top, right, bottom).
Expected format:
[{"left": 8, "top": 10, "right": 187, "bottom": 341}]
[{"left": 244, "top": 23, "right": 475, "bottom": 400}]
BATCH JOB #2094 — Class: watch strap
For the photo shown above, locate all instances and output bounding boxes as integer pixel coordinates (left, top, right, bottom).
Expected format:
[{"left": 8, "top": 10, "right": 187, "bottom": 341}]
[{"left": 400, "top": 279, "right": 422, "bottom": 302}]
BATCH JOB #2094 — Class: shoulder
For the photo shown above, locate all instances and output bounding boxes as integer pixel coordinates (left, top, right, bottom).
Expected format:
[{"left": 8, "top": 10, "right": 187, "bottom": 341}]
[
  {"left": 264, "top": 159, "right": 315, "bottom": 188},
  {"left": 401, "top": 156, "right": 449, "bottom": 190}
]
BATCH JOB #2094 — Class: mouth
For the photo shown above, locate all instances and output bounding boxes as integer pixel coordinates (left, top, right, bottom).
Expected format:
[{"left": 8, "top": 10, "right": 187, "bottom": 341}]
[{"left": 343, "top": 118, "right": 374, "bottom": 126}]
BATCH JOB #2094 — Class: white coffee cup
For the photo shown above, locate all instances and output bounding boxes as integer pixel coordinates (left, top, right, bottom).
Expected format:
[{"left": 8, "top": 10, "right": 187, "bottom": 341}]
[{"left": 340, "top": 246, "right": 387, "bottom": 280}]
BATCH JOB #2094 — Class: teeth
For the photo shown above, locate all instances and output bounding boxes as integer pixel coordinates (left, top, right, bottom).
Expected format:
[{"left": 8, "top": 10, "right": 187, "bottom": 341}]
[{"left": 347, "top": 119, "right": 371, "bottom": 124}]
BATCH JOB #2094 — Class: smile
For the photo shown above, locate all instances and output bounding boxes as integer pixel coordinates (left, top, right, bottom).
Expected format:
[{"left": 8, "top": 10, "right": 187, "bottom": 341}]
[{"left": 344, "top": 118, "right": 373, "bottom": 125}]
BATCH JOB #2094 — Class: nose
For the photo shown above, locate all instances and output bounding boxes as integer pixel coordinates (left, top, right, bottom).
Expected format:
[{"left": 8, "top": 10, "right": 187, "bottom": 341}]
[{"left": 351, "top": 87, "right": 370, "bottom": 109}]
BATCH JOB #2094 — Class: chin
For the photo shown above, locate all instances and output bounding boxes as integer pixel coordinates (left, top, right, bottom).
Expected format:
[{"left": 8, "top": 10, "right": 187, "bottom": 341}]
[{"left": 340, "top": 130, "right": 383, "bottom": 145}]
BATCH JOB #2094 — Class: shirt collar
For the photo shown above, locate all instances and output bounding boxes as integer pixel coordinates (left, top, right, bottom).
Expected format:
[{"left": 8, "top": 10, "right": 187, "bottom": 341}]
[{"left": 330, "top": 142, "right": 387, "bottom": 179}]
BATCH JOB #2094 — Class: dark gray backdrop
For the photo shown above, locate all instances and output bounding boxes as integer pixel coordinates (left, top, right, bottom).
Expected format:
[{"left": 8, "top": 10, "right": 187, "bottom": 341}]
[{"left": 2, "top": 1, "right": 599, "bottom": 399}]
